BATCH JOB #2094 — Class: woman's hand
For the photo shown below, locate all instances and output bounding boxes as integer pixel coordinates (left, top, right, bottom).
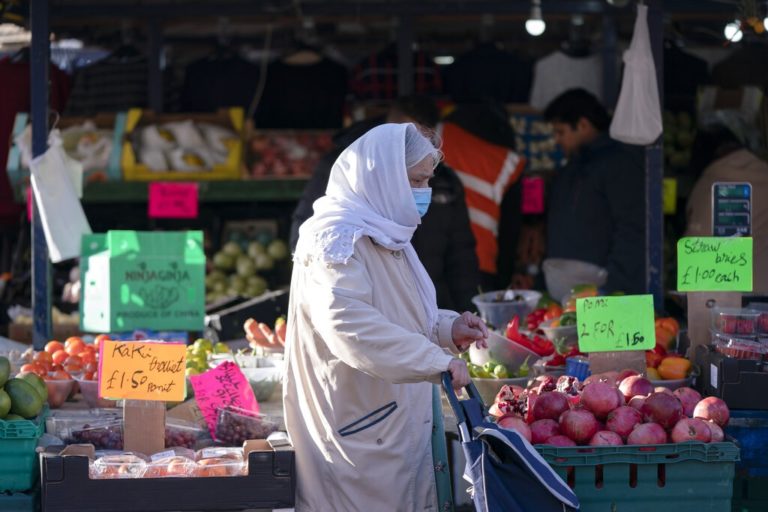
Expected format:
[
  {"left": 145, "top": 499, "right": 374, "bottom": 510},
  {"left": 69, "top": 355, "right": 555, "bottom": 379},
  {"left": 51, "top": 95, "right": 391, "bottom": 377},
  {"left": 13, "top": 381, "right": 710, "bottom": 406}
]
[
  {"left": 451, "top": 312, "right": 489, "bottom": 352},
  {"left": 447, "top": 358, "right": 471, "bottom": 389}
]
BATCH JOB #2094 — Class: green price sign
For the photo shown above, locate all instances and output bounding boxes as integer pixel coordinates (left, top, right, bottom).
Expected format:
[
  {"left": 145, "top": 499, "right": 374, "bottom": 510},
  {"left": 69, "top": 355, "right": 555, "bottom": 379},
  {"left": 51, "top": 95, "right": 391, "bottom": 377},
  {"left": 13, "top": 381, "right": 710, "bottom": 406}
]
[
  {"left": 576, "top": 295, "right": 655, "bottom": 352},
  {"left": 677, "top": 237, "right": 753, "bottom": 292}
]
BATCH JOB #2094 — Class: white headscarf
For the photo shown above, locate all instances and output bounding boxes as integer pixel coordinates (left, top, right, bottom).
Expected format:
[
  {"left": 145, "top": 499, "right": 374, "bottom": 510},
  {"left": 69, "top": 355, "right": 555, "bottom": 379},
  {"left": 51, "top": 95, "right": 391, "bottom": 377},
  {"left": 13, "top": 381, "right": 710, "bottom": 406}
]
[{"left": 294, "top": 123, "right": 441, "bottom": 329}]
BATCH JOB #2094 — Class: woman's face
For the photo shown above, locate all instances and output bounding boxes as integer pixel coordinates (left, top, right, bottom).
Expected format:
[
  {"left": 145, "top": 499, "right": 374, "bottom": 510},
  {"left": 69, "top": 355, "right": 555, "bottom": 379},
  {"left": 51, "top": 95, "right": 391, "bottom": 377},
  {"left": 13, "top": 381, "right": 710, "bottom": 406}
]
[{"left": 407, "top": 156, "right": 435, "bottom": 188}]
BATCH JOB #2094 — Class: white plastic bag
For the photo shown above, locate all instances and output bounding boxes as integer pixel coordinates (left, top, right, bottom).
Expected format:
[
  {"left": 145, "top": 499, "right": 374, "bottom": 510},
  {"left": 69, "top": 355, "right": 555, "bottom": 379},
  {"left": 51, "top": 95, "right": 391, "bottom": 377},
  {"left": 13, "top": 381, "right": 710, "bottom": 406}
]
[
  {"left": 609, "top": 4, "right": 662, "bottom": 145},
  {"left": 30, "top": 143, "right": 92, "bottom": 263}
]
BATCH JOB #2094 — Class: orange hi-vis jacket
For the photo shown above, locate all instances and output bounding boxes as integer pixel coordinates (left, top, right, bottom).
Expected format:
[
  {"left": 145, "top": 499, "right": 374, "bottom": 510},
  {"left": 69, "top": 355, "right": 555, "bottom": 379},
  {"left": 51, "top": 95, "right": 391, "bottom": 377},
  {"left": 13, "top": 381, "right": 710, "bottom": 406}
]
[{"left": 440, "top": 122, "right": 526, "bottom": 275}]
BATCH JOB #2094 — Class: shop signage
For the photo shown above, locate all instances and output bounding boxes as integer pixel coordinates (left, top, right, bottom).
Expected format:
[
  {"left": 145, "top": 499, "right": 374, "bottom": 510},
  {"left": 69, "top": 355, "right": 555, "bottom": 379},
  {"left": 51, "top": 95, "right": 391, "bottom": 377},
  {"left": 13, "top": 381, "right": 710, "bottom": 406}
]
[
  {"left": 148, "top": 182, "right": 199, "bottom": 219},
  {"left": 576, "top": 295, "right": 655, "bottom": 352},
  {"left": 189, "top": 361, "right": 259, "bottom": 439},
  {"left": 677, "top": 236, "right": 753, "bottom": 292},
  {"left": 98, "top": 339, "right": 186, "bottom": 401}
]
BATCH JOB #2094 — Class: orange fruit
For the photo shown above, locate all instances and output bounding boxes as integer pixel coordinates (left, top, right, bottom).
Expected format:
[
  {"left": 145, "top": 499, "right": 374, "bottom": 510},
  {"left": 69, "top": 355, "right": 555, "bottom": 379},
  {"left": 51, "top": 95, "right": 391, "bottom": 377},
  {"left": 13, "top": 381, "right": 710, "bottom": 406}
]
[
  {"left": 64, "top": 336, "right": 83, "bottom": 348},
  {"left": 45, "top": 341, "right": 64, "bottom": 354},
  {"left": 94, "top": 334, "right": 110, "bottom": 350},
  {"left": 52, "top": 350, "right": 68, "bottom": 365},
  {"left": 20, "top": 363, "right": 41, "bottom": 375},
  {"left": 80, "top": 351, "right": 97, "bottom": 365},
  {"left": 33, "top": 351, "right": 53, "bottom": 364},
  {"left": 65, "top": 339, "right": 86, "bottom": 356}
]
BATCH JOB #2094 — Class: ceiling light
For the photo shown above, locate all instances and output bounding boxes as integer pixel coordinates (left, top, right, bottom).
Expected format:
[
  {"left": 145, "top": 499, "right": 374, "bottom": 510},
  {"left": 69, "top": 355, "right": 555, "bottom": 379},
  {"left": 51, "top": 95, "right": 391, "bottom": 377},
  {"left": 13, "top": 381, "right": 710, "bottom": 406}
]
[
  {"left": 764, "top": 16, "right": 768, "bottom": 32},
  {"left": 433, "top": 55, "right": 454, "bottom": 66},
  {"left": 526, "top": 0, "right": 546, "bottom": 37},
  {"left": 724, "top": 20, "right": 743, "bottom": 42}
]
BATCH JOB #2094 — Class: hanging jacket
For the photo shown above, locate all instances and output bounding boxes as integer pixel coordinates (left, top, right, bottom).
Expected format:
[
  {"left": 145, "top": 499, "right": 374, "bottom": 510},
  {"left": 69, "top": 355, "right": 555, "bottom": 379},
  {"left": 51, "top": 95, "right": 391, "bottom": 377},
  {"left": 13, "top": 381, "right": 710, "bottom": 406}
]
[{"left": 440, "top": 121, "right": 525, "bottom": 275}]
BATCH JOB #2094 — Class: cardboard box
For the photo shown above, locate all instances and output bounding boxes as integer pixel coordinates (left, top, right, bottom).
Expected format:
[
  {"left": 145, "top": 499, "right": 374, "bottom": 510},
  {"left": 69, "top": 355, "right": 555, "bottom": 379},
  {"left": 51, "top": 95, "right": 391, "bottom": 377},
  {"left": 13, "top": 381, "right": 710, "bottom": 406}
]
[
  {"left": 121, "top": 108, "right": 244, "bottom": 181},
  {"left": 40, "top": 439, "right": 295, "bottom": 511},
  {"left": 8, "top": 322, "right": 81, "bottom": 345},
  {"left": 80, "top": 230, "right": 206, "bottom": 333}
]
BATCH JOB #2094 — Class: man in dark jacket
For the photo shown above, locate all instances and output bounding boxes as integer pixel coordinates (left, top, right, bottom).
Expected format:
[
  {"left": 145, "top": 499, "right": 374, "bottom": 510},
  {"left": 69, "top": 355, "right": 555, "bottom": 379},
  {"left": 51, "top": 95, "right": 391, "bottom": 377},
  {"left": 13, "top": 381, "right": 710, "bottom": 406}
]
[
  {"left": 544, "top": 89, "right": 646, "bottom": 294},
  {"left": 290, "top": 96, "right": 480, "bottom": 312}
]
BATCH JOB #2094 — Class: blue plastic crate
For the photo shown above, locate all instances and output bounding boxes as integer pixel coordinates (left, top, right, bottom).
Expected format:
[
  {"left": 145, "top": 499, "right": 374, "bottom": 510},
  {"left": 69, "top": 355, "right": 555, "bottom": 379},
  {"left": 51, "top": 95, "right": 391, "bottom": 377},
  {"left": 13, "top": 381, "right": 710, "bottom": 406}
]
[{"left": 725, "top": 410, "right": 768, "bottom": 477}]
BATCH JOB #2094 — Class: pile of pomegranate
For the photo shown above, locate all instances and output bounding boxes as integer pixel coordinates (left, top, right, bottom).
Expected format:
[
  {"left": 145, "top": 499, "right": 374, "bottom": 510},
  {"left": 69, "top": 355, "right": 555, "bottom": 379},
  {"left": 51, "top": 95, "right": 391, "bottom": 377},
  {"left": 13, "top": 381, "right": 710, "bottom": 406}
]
[{"left": 490, "top": 370, "right": 729, "bottom": 447}]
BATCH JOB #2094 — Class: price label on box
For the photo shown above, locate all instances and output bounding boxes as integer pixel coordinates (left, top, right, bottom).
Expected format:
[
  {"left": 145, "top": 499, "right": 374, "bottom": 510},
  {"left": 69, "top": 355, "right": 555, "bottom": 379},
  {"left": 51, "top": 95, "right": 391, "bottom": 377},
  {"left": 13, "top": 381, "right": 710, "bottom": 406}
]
[
  {"left": 521, "top": 176, "right": 545, "bottom": 215},
  {"left": 576, "top": 295, "right": 655, "bottom": 352},
  {"left": 677, "top": 236, "right": 753, "bottom": 292},
  {"left": 98, "top": 340, "right": 186, "bottom": 401},
  {"left": 148, "top": 182, "right": 199, "bottom": 219}
]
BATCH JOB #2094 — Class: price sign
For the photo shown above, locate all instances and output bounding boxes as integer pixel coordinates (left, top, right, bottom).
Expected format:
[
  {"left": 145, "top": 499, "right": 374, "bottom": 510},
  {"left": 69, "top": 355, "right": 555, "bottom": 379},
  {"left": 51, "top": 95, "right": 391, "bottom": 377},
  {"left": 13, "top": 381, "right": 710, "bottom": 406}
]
[
  {"left": 148, "top": 182, "right": 199, "bottom": 219},
  {"left": 677, "top": 237, "right": 753, "bottom": 292},
  {"left": 98, "top": 340, "right": 186, "bottom": 401},
  {"left": 576, "top": 295, "right": 655, "bottom": 352},
  {"left": 189, "top": 361, "right": 259, "bottom": 439}
]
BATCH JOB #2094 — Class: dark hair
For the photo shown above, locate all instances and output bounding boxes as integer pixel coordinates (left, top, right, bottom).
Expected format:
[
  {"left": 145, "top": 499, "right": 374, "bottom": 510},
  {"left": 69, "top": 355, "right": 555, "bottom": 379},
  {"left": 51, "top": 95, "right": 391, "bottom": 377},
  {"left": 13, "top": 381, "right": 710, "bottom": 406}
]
[
  {"left": 543, "top": 88, "right": 611, "bottom": 131},
  {"left": 389, "top": 95, "right": 440, "bottom": 129},
  {"left": 688, "top": 124, "right": 743, "bottom": 178}
]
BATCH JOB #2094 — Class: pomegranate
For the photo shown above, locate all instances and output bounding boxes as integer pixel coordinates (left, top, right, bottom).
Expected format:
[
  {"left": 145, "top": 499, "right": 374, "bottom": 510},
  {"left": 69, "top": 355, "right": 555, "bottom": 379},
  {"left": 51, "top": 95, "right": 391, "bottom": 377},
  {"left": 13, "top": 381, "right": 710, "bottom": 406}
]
[
  {"left": 545, "top": 435, "right": 577, "bottom": 447},
  {"left": 495, "top": 385, "right": 525, "bottom": 404},
  {"left": 556, "top": 375, "right": 582, "bottom": 396},
  {"left": 693, "top": 397, "right": 730, "bottom": 427},
  {"left": 489, "top": 401, "right": 512, "bottom": 418},
  {"left": 617, "top": 369, "right": 640, "bottom": 382},
  {"left": 530, "top": 419, "right": 560, "bottom": 444},
  {"left": 498, "top": 415, "right": 532, "bottom": 442},
  {"left": 616, "top": 389, "right": 626, "bottom": 406},
  {"left": 584, "top": 372, "right": 618, "bottom": 388},
  {"left": 589, "top": 430, "right": 624, "bottom": 446},
  {"left": 670, "top": 418, "right": 712, "bottom": 443},
  {"left": 619, "top": 376, "right": 654, "bottom": 400},
  {"left": 654, "top": 387, "right": 674, "bottom": 395},
  {"left": 706, "top": 421, "right": 725, "bottom": 442},
  {"left": 580, "top": 382, "right": 622, "bottom": 419},
  {"left": 606, "top": 406, "right": 642, "bottom": 439},
  {"left": 628, "top": 395, "right": 647, "bottom": 411},
  {"left": 641, "top": 393, "right": 684, "bottom": 430},
  {"left": 533, "top": 375, "right": 557, "bottom": 394},
  {"left": 532, "top": 391, "right": 570, "bottom": 421},
  {"left": 559, "top": 409, "right": 600, "bottom": 445},
  {"left": 673, "top": 387, "right": 702, "bottom": 417},
  {"left": 627, "top": 423, "right": 667, "bottom": 445}
]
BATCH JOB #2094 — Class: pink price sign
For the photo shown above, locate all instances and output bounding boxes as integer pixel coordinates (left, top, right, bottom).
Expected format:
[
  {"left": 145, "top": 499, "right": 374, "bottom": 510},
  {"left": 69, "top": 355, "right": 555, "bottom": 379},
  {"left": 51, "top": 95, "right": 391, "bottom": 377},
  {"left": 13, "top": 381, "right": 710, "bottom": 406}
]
[
  {"left": 521, "top": 176, "right": 545, "bottom": 215},
  {"left": 189, "top": 361, "right": 260, "bottom": 439},
  {"left": 148, "top": 182, "right": 199, "bottom": 219}
]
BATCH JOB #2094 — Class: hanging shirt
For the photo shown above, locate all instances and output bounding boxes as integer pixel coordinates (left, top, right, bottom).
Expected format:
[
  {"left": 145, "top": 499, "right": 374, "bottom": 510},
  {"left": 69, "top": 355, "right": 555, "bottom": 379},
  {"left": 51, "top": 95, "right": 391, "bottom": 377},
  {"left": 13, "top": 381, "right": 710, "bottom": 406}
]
[
  {"left": 255, "top": 57, "right": 347, "bottom": 129},
  {"left": 350, "top": 45, "right": 442, "bottom": 101},
  {"left": 181, "top": 55, "right": 260, "bottom": 112},
  {"left": 446, "top": 43, "right": 533, "bottom": 104},
  {"left": 529, "top": 51, "right": 604, "bottom": 110}
]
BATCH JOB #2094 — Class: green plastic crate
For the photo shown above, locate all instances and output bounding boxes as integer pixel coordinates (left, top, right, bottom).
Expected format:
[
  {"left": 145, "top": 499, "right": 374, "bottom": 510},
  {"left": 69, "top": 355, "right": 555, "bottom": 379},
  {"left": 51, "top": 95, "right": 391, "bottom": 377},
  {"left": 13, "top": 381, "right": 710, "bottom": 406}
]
[
  {"left": 0, "top": 489, "right": 39, "bottom": 512},
  {"left": 0, "top": 409, "right": 47, "bottom": 493},
  {"left": 536, "top": 442, "right": 739, "bottom": 512},
  {"left": 731, "top": 476, "right": 768, "bottom": 512}
]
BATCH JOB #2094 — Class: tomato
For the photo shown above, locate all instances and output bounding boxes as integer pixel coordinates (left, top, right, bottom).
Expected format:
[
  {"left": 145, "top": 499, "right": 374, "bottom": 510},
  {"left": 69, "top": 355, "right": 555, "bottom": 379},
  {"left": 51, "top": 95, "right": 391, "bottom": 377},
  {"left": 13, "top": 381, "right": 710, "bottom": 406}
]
[
  {"left": 50, "top": 370, "right": 72, "bottom": 380},
  {"left": 83, "top": 362, "right": 98, "bottom": 374},
  {"left": 33, "top": 351, "right": 53, "bottom": 364},
  {"left": 83, "top": 372, "right": 96, "bottom": 381},
  {"left": 52, "top": 349, "right": 68, "bottom": 365},
  {"left": 543, "top": 303, "right": 563, "bottom": 321},
  {"left": 94, "top": 334, "right": 110, "bottom": 350},
  {"left": 45, "top": 340, "right": 64, "bottom": 354},
  {"left": 64, "top": 336, "right": 83, "bottom": 348},
  {"left": 80, "top": 351, "right": 97, "bottom": 365},
  {"left": 20, "top": 363, "right": 42, "bottom": 375},
  {"left": 51, "top": 363, "right": 63, "bottom": 372},
  {"left": 65, "top": 338, "right": 86, "bottom": 356}
]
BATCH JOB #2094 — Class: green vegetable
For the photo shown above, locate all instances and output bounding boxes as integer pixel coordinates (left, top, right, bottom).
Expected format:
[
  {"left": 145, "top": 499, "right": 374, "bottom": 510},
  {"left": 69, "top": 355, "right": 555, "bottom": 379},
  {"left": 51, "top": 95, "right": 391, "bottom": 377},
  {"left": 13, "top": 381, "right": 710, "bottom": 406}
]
[
  {"left": 559, "top": 312, "right": 577, "bottom": 326},
  {"left": 516, "top": 356, "right": 531, "bottom": 378},
  {"left": 493, "top": 365, "right": 509, "bottom": 379}
]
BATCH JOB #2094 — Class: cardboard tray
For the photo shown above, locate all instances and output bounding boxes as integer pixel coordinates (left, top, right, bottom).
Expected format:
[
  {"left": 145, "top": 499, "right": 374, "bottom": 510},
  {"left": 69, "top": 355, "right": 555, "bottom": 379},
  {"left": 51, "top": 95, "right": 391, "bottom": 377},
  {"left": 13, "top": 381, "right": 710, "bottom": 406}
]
[
  {"left": 40, "top": 440, "right": 295, "bottom": 512},
  {"left": 204, "top": 289, "right": 288, "bottom": 343},
  {"left": 695, "top": 344, "right": 768, "bottom": 410}
]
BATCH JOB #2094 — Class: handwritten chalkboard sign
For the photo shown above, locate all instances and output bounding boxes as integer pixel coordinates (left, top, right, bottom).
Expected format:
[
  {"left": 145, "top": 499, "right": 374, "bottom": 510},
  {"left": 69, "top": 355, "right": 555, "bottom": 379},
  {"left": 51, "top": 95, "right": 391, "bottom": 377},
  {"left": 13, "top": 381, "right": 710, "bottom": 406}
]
[
  {"left": 576, "top": 295, "right": 656, "bottom": 352},
  {"left": 189, "top": 361, "right": 259, "bottom": 439},
  {"left": 98, "top": 340, "right": 187, "bottom": 401},
  {"left": 508, "top": 109, "right": 564, "bottom": 172},
  {"left": 677, "top": 237, "right": 753, "bottom": 292}
]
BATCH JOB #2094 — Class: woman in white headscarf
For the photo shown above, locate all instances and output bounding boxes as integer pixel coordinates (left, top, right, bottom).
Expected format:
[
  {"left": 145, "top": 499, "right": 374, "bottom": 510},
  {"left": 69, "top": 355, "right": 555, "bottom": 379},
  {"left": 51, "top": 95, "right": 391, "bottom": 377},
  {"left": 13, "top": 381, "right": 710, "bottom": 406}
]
[{"left": 284, "top": 123, "right": 489, "bottom": 511}]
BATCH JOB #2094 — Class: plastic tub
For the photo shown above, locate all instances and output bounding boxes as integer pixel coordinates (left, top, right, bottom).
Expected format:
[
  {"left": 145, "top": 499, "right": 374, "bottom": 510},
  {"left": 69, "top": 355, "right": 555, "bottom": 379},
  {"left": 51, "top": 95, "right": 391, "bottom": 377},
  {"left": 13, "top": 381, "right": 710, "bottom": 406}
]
[
  {"left": 44, "top": 379, "right": 76, "bottom": 409},
  {"left": 712, "top": 332, "right": 767, "bottom": 361},
  {"left": 239, "top": 367, "right": 282, "bottom": 402},
  {"left": 195, "top": 447, "right": 246, "bottom": 477},
  {"left": 75, "top": 378, "right": 118, "bottom": 408},
  {"left": 649, "top": 377, "right": 695, "bottom": 391},
  {"left": 542, "top": 258, "right": 608, "bottom": 303},
  {"left": 468, "top": 331, "right": 539, "bottom": 374},
  {"left": 70, "top": 420, "right": 123, "bottom": 450},
  {"left": 215, "top": 407, "right": 280, "bottom": 446},
  {"left": 539, "top": 318, "right": 578, "bottom": 347},
  {"left": 711, "top": 308, "right": 760, "bottom": 336},
  {"left": 165, "top": 419, "right": 207, "bottom": 449},
  {"left": 89, "top": 453, "right": 148, "bottom": 479},
  {"left": 471, "top": 290, "right": 541, "bottom": 330},
  {"left": 565, "top": 356, "right": 591, "bottom": 381}
]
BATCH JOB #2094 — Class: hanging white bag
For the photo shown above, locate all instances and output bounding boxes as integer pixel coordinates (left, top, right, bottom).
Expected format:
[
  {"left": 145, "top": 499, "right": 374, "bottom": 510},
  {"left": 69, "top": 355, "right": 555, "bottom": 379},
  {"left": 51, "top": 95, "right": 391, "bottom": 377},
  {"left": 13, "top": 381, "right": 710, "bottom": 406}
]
[
  {"left": 29, "top": 140, "right": 92, "bottom": 263},
  {"left": 609, "top": 4, "right": 663, "bottom": 145}
]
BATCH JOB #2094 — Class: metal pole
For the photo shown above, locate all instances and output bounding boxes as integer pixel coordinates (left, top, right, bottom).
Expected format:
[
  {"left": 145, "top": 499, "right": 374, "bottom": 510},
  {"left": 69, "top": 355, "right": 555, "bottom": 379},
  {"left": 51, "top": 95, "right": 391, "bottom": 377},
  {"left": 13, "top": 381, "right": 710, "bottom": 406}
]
[
  {"left": 30, "top": 0, "right": 52, "bottom": 349},
  {"left": 646, "top": 0, "right": 664, "bottom": 306},
  {"left": 601, "top": 13, "right": 618, "bottom": 109},
  {"left": 397, "top": 15, "right": 414, "bottom": 97},
  {"left": 148, "top": 19, "right": 164, "bottom": 112}
]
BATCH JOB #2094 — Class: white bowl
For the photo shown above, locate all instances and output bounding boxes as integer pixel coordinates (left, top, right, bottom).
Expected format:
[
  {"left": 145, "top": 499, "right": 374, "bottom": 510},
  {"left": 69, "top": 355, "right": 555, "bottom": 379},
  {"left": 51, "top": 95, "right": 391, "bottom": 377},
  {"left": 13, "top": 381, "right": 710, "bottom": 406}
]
[
  {"left": 542, "top": 258, "right": 608, "bottom": 303},
  {"left": 471, "top": 290, "right": 541, "bottom": 331},
  {"left": 539, "top": 318, "right": 579, "bottom": 348},
  {"left": 469, "top": 331, "right": 539, "bottom": 372}
]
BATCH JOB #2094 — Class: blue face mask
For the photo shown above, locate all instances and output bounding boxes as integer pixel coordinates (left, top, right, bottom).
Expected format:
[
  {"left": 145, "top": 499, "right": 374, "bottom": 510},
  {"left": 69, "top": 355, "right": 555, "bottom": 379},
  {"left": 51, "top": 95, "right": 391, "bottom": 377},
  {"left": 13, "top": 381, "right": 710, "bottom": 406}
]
[{"left": 412, "top": 187, "right": 432, "bottom": 217}]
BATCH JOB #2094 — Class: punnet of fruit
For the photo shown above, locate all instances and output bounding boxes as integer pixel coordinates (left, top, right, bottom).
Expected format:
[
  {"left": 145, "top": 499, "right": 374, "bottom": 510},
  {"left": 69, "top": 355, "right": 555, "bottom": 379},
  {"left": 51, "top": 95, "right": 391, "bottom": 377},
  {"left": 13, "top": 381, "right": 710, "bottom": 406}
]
[{"left": 491, "top": 370, "right": 729, "bottom": 447}]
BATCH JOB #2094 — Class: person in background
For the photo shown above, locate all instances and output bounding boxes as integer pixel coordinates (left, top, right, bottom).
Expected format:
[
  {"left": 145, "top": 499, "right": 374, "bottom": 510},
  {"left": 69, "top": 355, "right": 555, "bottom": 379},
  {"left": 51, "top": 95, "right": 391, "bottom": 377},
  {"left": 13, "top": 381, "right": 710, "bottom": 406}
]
[
  {"left": 290, "top": 96, "right": 480, "bottom": 312},
  {"left": 285, "top": 123, "right": 488, "bottom": 511},
  {"left": 685, "top": 124, "right": 768, "bottom": 292},
  {"left": 542, "top": 88, "right": 646, "bottom": 294}
]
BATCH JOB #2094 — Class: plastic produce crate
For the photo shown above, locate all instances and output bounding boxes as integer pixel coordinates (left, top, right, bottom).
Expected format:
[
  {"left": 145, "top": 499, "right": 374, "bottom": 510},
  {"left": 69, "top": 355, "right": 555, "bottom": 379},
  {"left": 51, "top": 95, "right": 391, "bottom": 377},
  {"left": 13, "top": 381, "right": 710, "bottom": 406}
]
[
  {"left": 0, "top": 408, "right": 48, "bottom": 493},
  {"left": 0, "top": 489, "right": 40, "bottom": 512},
  {"left": 731, "top": 475, "right": 768, "bottom": 512},
  {"left": 694, "top": 345, "right": 768, "bottom": 410},
  {"left": 725, "top": 410, "right": 768, "bottom": 477},
  {"left": 536, "top": 442, "right": 739, "bottom": 512}
]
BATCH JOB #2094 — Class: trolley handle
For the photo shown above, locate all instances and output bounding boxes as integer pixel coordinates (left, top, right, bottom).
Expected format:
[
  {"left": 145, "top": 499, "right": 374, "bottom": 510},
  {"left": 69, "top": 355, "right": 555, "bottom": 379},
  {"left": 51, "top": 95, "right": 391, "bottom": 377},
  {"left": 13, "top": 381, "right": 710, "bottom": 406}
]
[{"left": 441, "top": 372, "right": 485, "bottom": 425}]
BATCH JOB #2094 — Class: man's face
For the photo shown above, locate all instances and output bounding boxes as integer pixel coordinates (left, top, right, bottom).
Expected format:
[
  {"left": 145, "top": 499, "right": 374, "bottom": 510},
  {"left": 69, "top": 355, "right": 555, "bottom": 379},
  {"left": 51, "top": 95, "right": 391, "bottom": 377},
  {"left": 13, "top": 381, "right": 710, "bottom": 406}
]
[{"left": 551, "top": 121, "right": 583, "bottom": 158}]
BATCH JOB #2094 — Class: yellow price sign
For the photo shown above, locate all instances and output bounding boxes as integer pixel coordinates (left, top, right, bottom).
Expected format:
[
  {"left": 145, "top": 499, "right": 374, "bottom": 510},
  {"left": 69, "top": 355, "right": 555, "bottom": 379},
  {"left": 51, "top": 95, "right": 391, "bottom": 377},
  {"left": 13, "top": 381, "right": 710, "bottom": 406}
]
[{"left": 98, "top": 340, "right": 186, "bottom": 401}]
